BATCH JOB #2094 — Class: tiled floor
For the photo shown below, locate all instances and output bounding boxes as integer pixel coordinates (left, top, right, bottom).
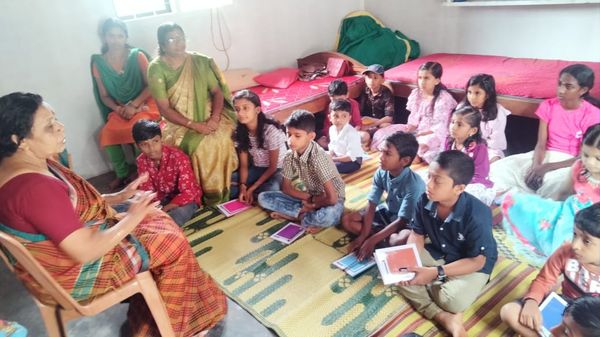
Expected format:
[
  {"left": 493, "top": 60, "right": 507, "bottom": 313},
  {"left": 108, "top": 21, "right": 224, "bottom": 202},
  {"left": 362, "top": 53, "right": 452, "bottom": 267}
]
[{"left": 0, "top": 171, "right": 276, "bottom": 337}]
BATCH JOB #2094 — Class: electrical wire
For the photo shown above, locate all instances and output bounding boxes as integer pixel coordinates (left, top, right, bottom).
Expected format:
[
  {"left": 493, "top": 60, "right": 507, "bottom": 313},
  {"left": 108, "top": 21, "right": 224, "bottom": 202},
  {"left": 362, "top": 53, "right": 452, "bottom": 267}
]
[{"left": 210, "top": 7, "right": 231, "bottom": 71}]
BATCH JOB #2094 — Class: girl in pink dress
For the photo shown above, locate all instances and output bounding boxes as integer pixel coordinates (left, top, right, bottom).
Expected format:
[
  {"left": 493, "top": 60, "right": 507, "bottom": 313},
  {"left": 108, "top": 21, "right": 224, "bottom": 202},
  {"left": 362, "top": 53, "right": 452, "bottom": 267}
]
[{"left": 371, "top": 62, "right": 457, "bottom": 163}]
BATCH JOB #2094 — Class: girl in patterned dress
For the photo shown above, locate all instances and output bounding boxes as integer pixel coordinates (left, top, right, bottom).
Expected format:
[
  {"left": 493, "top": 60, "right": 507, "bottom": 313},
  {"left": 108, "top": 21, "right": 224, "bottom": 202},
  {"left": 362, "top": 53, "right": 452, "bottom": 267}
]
[
  {"left": 371, "top": 61, "right": 457, "bottom": 163},
  {"left": 230, "top": 90, "right": 287, "bottom": 204},
  {"left": 500, "top": 204, "right": 600, "bottom": 337}
]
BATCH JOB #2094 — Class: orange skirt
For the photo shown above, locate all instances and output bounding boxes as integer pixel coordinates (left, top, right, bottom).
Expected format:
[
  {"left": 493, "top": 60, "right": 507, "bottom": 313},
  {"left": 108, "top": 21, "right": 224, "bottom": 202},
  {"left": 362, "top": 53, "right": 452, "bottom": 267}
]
[{"left": 99, "top": 98, "right": 161, "bottom": 147}]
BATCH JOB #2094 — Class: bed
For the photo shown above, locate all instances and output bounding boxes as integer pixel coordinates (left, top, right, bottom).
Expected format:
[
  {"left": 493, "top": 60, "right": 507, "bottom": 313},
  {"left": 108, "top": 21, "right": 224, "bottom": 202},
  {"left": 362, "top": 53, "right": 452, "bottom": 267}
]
[
  {"left": 243, "top": 51, "right": 366, "bottom": 123},
  {"left": 384, "top": 53, "right": 600, "bottom": 119}
]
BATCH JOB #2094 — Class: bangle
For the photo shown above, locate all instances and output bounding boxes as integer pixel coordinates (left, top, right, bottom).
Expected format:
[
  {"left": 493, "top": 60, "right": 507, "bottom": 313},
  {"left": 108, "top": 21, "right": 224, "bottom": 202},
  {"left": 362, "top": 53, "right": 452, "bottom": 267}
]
[{"left": 185, "top": 120, "right": 193, "bottom": 127}]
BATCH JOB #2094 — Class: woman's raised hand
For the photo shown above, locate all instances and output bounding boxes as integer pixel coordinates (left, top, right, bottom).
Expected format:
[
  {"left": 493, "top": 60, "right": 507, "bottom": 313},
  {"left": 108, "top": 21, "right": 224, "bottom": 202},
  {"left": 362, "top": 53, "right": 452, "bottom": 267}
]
[
  {"left": 120, "top": 172, "right": 149, "bottom": 200},
  {"left": 127, "top": 190, "right": 160, "bottom": 220}
]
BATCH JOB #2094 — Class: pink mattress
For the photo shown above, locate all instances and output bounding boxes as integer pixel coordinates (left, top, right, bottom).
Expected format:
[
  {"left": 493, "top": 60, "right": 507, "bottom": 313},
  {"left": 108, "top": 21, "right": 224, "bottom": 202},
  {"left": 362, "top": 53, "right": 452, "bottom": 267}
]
[
  {"left": 247, "top": 75, "right": 362, "bottom": 115},
  {"left": 384, "top": 53, "right": 600, "bottom": 99}
]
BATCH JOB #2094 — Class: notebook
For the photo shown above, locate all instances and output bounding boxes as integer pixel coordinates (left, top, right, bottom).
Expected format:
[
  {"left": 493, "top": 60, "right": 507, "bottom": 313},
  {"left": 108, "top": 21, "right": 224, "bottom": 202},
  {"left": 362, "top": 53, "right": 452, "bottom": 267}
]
[
  {"left": 333, "top": 252, "right": 377, "bottom": 277},
  {"left": 374, "top": 244, "right": 422, "bottom": 285},
  {"left": 539, "top": 292, "right": 568, "bottom": 337},
  {"left": 270, "top": 223, "right": 306, "bottom": 244},
  {"left": 216, "top": 199, "right": 252, "bottom": 217}
]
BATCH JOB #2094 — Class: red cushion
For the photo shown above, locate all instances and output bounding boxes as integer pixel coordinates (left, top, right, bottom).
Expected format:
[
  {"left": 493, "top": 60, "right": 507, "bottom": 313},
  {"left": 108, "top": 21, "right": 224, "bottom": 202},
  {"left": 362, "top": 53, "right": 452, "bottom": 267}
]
[
  {"left": 253, "top": 68, "right": 299, "bottom": 89},
  {"left": 384, "top": 53, "right": 600, "bottom": 99}
]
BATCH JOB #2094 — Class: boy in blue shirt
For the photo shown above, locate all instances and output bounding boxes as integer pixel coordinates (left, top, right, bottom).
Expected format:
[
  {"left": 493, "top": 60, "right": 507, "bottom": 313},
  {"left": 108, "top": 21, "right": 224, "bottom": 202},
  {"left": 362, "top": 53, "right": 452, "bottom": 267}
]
[
  {"left": 342, "top": 131, "right": 425, "bottom": 260},
  {"left": 398, "top": 150, "right": 498, "bottom": 337}
]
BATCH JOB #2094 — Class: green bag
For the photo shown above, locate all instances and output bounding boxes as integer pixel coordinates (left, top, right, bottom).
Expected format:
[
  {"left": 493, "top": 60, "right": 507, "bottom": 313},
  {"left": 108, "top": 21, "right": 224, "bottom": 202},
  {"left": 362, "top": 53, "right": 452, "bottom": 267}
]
[{"left": 337, "top": 15, "right": 420, "bottom": 69}]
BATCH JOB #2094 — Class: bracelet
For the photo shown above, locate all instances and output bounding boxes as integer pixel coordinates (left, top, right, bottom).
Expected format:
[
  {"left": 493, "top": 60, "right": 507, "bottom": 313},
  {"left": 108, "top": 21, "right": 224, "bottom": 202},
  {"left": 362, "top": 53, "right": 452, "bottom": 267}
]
[{"left": 185, "top": 120, "right": 193, "bottom": 127}]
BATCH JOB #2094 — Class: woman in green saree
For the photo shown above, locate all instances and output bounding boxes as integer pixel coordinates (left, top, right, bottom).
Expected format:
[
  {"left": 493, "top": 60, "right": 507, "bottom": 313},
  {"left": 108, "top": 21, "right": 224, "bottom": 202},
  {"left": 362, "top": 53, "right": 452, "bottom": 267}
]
[{"left": 148, "top": 22, "right": 238, "bottom": 206}]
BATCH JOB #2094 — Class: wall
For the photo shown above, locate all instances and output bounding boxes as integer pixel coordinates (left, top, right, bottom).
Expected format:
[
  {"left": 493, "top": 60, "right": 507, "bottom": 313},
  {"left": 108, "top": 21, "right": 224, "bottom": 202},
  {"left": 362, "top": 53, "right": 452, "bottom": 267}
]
[
  {"left": 364, "top": 0, "right": 600, "bottom": 62},
  {"left": 0, "top": 0, "right": 360, "bottom": 177}
]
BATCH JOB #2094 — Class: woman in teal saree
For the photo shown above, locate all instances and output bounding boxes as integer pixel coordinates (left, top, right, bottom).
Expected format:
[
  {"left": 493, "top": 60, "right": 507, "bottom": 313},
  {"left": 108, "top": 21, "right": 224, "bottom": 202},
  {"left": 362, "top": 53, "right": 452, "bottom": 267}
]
[{"left": 91, "top": 18, "right": 160, "bottom": 190}]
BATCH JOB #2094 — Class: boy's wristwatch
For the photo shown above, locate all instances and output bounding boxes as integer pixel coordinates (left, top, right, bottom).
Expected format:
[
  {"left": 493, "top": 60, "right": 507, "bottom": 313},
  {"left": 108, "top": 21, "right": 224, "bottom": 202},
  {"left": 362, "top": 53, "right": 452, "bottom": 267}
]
[{"left": 436, "top": 266, "right": 446, "bottom": 282}]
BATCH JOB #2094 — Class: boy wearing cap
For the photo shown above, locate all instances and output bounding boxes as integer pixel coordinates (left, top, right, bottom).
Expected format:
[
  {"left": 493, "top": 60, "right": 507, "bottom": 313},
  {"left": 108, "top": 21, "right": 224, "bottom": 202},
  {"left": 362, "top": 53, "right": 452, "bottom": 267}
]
[{"left": 359, "top": 64, "right": 395, "bottom": 149}]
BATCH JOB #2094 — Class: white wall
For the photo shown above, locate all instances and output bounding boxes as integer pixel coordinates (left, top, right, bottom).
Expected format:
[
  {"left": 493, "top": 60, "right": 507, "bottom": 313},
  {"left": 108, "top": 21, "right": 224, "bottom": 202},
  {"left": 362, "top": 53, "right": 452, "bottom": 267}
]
[
  {"left": 365, "top": 0, "right": 600, "bottom": 62},
  {"left": 0, "top": 0, "right": 360, "bottom": 178}
]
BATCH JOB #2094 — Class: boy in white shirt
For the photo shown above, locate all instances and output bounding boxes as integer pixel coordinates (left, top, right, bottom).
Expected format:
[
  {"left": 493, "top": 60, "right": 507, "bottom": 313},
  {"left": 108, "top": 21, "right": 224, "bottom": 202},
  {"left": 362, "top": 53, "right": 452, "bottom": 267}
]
[{"left": 329, "top": 99, "right": 366, "bottom": 174}]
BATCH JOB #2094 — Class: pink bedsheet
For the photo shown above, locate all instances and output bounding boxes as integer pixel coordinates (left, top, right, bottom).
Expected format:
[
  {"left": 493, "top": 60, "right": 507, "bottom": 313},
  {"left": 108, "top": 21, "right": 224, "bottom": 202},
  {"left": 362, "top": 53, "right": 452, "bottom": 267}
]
[
  {"left": 246, "top": 75, "right": 362, "bottom": 115},
  {"left": 384, "top": 53, "right": 600, "bottom": 99}
]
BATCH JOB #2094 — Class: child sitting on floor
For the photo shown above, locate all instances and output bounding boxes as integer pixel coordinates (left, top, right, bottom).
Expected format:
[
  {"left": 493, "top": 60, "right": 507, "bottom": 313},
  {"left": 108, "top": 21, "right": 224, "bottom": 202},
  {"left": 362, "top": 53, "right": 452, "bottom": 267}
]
[
  {"left": 328, "top": 99, "right": 367, "bottom": 174},
  {"left": 500, "top": 203, "right": 600, "bottom": 337},
  {"left": 258, "top": 110, "right": 345, "bottom": 230},
  {"left": 358, "top": 64, "right": 395, "bottom": 149},
  {"left": 133, "top": 119, "right": 201, "bottom": 226},
  {"left": 490, "top": 64, "right": 600, "bottom": 200},
  {"left": 230, "top": 90, "right": 286, "bottom": 204},
  {"left": 445, "top": 106, "right": 495, "bottom": 206},
  {"left": 458, "top": 73, "right": 511, "bottom": 163},
  {"left": 371, "top": 62, "right": 456, "bottom": 160},
  {"left": 550, "top": 296, "right": 600, "bottom": 337},
  {"left": 317, "top": 79, "right": 362, "bottom": 148},
  {"left": 397, "top": 150, "right": 497, "bottom": 337},
  {"left": 342, "top": 131, "right": 424, "bottom": 260},
  {"left": 502, "top": 123, "right": 600, "bottom": 265}
]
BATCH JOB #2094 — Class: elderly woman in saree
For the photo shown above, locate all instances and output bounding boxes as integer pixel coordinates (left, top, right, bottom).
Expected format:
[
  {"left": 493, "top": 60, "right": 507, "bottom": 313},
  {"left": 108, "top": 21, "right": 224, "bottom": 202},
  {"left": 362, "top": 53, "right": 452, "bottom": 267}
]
[
  {"left": 0, "top": 92, "right": 227, "bottom": 337},
  {"left": 148, "top": 22, "right": 238, "bottom": 205}
]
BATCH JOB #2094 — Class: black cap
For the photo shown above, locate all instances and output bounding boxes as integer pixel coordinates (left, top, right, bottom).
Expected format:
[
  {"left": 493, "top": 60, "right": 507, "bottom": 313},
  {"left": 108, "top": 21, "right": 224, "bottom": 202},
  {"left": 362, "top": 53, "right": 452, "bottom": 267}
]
[{"left": 361, "top": 64, "right": 385, "bottom": 75}]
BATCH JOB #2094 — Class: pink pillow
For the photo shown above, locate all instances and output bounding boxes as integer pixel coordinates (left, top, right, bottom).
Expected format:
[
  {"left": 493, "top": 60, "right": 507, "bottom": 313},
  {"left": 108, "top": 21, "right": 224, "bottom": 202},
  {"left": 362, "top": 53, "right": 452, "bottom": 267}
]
[{"left": 253, "top": 68, "right": 298, "bottom": 89}]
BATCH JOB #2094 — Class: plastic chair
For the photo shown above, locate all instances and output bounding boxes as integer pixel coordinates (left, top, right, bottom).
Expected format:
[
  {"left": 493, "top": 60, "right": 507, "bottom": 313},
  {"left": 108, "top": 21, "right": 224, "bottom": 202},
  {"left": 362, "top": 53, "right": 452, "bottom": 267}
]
[{"left": 0, "top": 230, "right": 175, "bottom": 337}]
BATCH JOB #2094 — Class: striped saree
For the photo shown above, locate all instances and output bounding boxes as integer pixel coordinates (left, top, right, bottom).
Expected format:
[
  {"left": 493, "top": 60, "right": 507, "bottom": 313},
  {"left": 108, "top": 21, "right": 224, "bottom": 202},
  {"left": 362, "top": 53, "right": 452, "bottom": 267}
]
[{"left": 1, "top": 161, "right": 226, "bottom": 337}]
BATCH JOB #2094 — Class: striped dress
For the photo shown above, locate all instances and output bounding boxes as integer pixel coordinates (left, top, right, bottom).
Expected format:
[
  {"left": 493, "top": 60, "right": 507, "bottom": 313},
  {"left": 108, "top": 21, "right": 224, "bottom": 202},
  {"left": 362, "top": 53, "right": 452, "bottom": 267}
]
[{"left": 0, "top": 160, "right": 226, "bottom": 337}]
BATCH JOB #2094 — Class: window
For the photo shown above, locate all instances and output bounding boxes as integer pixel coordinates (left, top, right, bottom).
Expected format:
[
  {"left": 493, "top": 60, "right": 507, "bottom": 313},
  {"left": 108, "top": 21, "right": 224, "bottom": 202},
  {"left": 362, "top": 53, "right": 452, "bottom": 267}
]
[
  {"left": 177, "top": 0, "right": 232, "bottom": 12},
  {"left": 112, "top": 0, "right": 233, "bottom": 20},
  {"left": 112, "top": 0, "right": 171, "bottom": 20}
]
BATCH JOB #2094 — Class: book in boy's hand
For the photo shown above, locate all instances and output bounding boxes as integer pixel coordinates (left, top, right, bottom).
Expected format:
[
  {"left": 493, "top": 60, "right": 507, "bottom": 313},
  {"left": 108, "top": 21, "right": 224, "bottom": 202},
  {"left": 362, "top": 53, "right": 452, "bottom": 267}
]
[
  {"left": 270, "top": 223, "right": 306, "bottom": 245},
  {"left": 333, "top": 252, "right": 377, "bottom": 277},
  {"left": 374, "top": 244, "right": 422, "bottom": 285},
  {"left": 216, "top": 199, "right": 252, "bottom": 217},
  {"left": 539, "top": 292, "right": 568, "bottom": 337}
]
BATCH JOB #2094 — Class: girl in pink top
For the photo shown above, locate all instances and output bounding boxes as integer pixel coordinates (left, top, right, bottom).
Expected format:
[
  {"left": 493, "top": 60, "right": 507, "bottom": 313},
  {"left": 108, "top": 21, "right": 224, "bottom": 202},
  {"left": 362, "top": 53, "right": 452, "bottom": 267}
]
[
  {"left": 371, "top": 62, "right": 457, "bottom": 163},
  {"left": 458, "top": 74, "right": 511, "bottom": 162},
  {"left": 490, "top": 64, "right": 600, "bottom": 200}
]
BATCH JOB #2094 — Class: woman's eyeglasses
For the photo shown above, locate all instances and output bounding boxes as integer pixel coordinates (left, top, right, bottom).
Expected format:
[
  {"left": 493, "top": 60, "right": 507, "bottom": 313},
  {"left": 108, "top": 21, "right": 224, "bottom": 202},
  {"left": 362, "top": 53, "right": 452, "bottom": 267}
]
[{"left": 166, "top": 36, "right": 186, "bottom": 45}]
